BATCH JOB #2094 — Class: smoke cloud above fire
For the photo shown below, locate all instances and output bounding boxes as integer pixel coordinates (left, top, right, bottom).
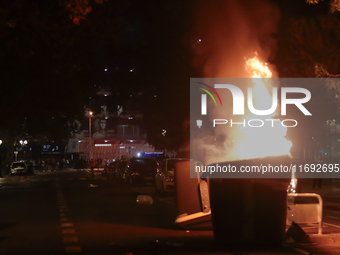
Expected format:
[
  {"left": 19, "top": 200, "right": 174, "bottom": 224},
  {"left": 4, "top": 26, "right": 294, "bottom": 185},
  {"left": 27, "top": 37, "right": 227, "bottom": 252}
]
[
  {"left": 190, "top": 0, "right": 286, "bottom": 165},
  {"left": 191, "top": 0, "right": 280, "bottom": 77}
]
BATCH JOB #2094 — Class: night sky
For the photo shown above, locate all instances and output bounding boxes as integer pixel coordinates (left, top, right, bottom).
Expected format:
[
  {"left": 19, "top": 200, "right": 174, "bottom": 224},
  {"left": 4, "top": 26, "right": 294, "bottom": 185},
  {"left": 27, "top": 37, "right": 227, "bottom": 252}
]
[{"left": 0, "top": 0, "right": 338, "bottom": 152}]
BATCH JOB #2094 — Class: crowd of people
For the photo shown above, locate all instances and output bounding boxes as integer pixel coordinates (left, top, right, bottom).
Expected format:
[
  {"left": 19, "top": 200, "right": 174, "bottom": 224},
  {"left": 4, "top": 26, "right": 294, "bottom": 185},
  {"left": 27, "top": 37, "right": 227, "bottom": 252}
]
[{"left": 33, "top": 158, "right": 71, "bottom": 172}]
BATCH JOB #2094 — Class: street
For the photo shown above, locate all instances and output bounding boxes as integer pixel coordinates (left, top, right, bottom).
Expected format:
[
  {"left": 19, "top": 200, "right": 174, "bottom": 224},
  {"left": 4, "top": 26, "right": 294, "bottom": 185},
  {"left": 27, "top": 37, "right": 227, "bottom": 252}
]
[
  {"left": 1, "top": 170, "right": 215, "bottom": 255},
  {"left": 1, "top": 170, "right": 340, "bottom": 255}
]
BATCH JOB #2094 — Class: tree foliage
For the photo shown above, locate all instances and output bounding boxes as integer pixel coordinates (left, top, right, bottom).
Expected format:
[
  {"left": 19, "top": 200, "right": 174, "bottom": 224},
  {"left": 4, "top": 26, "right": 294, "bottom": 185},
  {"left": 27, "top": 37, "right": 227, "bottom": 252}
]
[
  {"left": 306, "top": 0, "right": 340, "bottom": 13},
  {"left": 276, "top": 14, "right": 340, "bottom": 117},
  {"left": 0, "top": 0, "right": 196, "bottom": 162},
  {"left": 62, "top": 0, "right": 107, "bottom": 25}
]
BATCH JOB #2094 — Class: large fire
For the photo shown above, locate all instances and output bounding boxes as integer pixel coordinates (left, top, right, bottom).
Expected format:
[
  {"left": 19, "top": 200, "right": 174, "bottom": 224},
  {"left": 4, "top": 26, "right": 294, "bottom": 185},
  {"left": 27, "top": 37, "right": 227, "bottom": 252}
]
[{"left": 228, "top": 54, "right": 292, "bottom": 160}]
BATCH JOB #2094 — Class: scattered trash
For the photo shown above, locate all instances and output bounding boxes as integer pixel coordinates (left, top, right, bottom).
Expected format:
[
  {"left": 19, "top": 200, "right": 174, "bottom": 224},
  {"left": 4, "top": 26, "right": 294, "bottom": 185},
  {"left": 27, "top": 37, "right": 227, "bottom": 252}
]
[
  {"left": 136, "top": 195, "right": 153, "bottom": 205},
  {"left": 285, "top": 237, "right": 295, "bottom": 244},
  {"left": 89, "top": 184, "right": 98, "bottom": 188},
  {"left": 285, "top": 222, "right": 310, "bottom": 243},
  {"left": 149, "top": 239, "right": 160, "bottom": 246}
]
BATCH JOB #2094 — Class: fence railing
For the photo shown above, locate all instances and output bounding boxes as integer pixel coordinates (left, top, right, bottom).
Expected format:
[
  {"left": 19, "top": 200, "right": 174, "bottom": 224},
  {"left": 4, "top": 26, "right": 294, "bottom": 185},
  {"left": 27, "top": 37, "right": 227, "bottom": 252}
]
[{"left": 287, "top": 193, "right": 323, "bottom": 235}]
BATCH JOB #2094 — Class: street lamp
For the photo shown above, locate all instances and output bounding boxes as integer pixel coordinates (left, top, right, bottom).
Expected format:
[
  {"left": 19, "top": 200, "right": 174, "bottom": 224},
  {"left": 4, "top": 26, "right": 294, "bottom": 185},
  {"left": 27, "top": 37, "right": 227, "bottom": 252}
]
[
  {"left": 89, "top": 111, "right": 93, "bottom": 159},
  {"left": 19, "top": 140, "right": 28, "bottom": 160},
  {"left": 19, "top": 140, "right": 27, "bottom": 145}
]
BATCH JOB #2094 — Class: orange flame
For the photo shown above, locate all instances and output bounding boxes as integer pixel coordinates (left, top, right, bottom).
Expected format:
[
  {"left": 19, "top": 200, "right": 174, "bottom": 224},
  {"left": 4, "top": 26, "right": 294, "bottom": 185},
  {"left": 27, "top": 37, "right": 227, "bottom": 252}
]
[
  {"left": 245, "top": 54, "right": 272, "bottom": 78},
  {"left": 228, "top": 53, "right": 292, "bottom": 160}
]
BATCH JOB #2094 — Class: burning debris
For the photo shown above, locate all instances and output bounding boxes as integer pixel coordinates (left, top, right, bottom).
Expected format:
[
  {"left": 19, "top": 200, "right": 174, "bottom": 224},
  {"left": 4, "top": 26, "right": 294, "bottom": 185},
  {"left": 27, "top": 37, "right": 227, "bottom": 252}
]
[
  {"left": 191, "top": 54, "right": 293, "bottom": 165},
  {"left": 190, "top": 0, "right": 295, "bottom": 165},
  {"left": 227, "top": 54, "right": 292, "bottom": 160}
]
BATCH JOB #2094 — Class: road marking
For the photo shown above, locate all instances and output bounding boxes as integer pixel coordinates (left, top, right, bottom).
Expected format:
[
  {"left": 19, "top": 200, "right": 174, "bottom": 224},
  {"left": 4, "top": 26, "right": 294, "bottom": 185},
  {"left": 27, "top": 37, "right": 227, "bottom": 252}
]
[
  {"left": 293, "top": 248, "right": 311, "bottom": 255},
  {"left": 63, "top": 236, "right": 79, "bottom": 243},
  {"left": 56, "top": 181, "right": 82, "bottom": 253},
  {"left": 62, "top": 229, "right": 76, "bottom": 234},
  {"left": 326, "top": 216, "right": 340, "bottom": 220},
  {"left": 324, "top": 222, "right": 340, "bottom": 229},
  {"left": 64, "top": 246, "right": 81, "bottom": 253},
  {"left": 61, "top": 222, "right": 74, "bottom": 227}
]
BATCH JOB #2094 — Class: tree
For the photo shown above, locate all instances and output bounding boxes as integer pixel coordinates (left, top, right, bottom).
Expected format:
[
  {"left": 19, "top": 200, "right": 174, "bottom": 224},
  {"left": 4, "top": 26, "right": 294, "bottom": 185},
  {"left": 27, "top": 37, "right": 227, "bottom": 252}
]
[
  {"left": 276, "top": 10, "right": 340, "bottom": 159},
  {"left": 306, "top": 0, "right": 340, "bottom": 13},
  {"left": 0, "top": 0, "right": 109, "bottom": 164}
]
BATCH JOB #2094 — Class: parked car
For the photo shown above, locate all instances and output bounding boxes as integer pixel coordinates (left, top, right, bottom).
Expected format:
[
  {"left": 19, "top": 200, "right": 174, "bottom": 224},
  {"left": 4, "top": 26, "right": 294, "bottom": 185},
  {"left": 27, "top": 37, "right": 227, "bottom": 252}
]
[
  {"left": 123, "top": 157, "right": 158, "bottom": 185},
  {"left": 155, "top": 158, "right": 190, "bottom": 193},
  {"left": 10, "top": 161, "right": 29, "bottom": 175}
]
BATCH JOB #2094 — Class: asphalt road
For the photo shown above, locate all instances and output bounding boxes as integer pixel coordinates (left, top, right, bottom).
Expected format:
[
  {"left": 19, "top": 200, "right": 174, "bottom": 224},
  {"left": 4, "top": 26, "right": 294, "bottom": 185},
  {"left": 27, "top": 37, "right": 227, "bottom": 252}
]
[{"left": 0, "top": 170, "right": 338, "bottom": 255}]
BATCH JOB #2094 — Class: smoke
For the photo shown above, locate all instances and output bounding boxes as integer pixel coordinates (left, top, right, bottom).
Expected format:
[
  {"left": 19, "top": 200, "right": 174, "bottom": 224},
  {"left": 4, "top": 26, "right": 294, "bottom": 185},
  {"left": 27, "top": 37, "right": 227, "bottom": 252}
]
[
  {"left": 190, "top": 0, "right": 282, "bottom": 165},
  {"left": 191, "top": 0, "right": 279, "bottom": 77}
]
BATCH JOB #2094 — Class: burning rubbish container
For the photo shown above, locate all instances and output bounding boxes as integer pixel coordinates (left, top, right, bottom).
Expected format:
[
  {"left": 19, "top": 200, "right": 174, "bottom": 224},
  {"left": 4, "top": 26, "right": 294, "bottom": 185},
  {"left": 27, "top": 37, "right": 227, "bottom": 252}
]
[{"left": 208, "top": 155, "right": 291, "bottom": 246}]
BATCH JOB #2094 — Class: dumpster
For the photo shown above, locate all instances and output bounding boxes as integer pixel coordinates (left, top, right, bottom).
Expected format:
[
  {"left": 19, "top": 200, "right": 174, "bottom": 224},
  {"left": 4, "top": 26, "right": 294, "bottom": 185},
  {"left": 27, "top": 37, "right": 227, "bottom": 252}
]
[{"left": 209, "top": 155, "right": 291, "bottom": 246}]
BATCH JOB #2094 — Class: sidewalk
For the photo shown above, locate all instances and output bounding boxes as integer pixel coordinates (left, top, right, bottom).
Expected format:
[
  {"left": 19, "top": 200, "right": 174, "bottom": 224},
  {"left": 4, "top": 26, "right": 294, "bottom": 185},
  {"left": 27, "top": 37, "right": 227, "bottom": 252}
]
[
  {"left": 288, "top": 233, "right": 340, "bottom": 255},
  {"left": 299, "top": 179, "right": 340, "bottom": 210},
  {"left": 0, "top": 168, "right": 79, "bottom": 183}
]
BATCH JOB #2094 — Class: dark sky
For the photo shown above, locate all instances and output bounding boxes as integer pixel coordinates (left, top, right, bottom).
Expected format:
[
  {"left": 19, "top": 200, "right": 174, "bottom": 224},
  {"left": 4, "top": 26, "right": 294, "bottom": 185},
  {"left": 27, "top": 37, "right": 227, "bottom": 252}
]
[{"left": 0, "top": 0, "right": 336, "bottom": 146}]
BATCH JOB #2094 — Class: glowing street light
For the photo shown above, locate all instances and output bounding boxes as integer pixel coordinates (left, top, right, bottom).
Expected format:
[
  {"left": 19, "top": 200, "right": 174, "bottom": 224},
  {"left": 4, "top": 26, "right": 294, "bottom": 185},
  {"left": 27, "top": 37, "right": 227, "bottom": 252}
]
[
  {"left": 19, "top": 140, "right": 28, "bottom": 145},
  {"left": 89, "top": 111, "right": 93, "bottom": 159}
]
